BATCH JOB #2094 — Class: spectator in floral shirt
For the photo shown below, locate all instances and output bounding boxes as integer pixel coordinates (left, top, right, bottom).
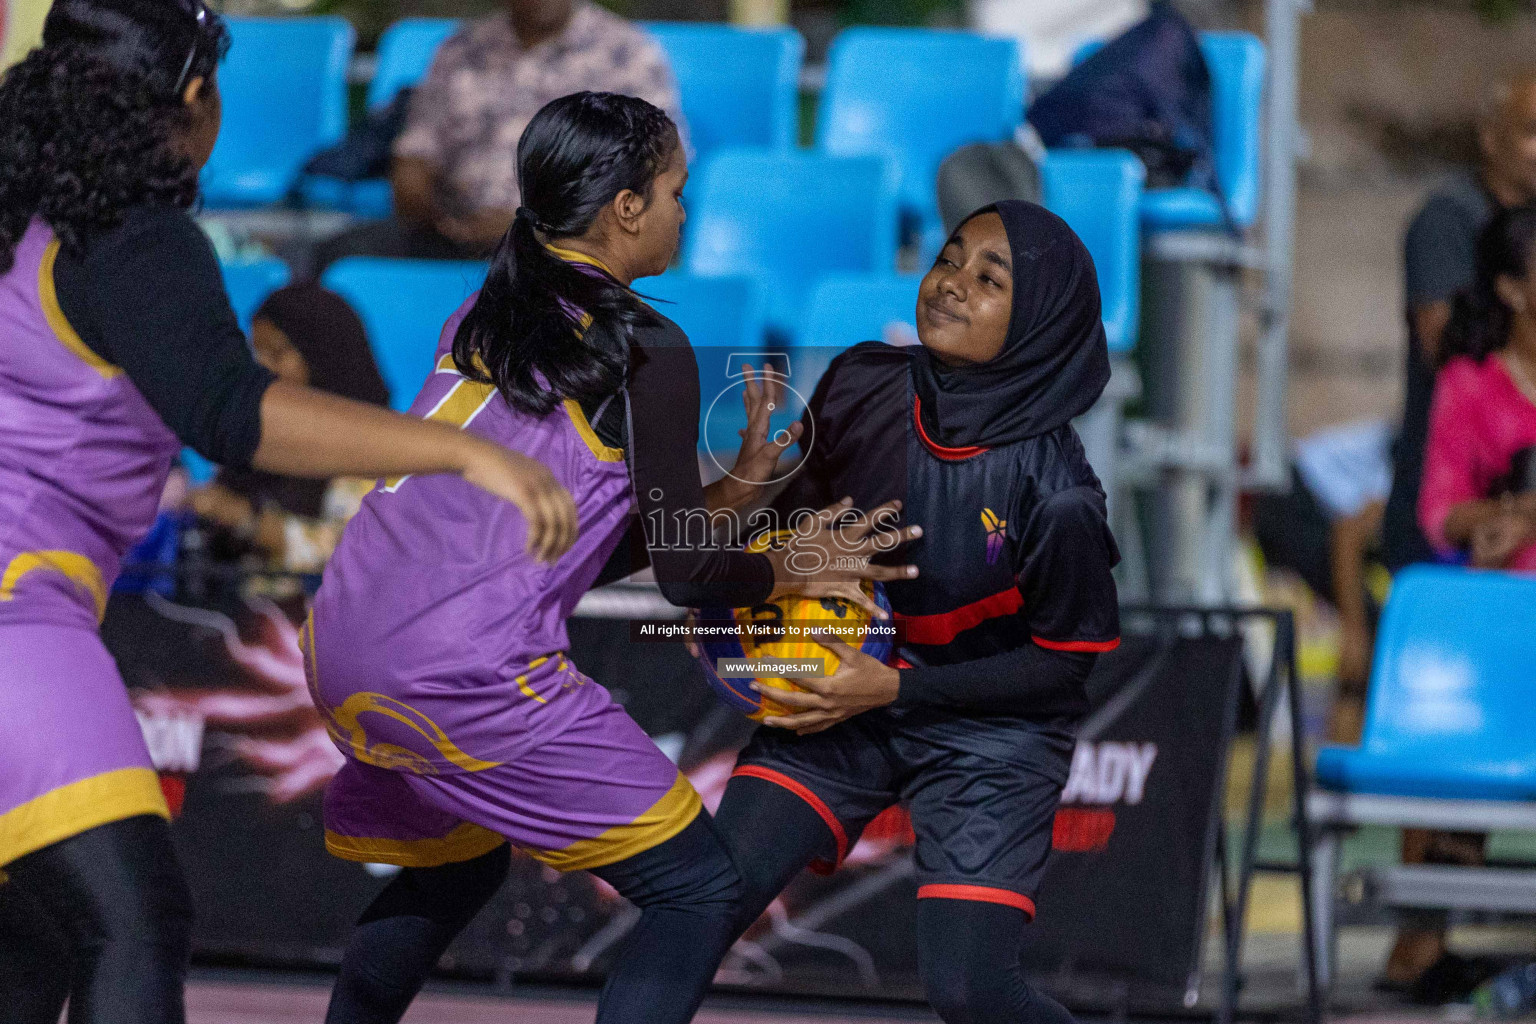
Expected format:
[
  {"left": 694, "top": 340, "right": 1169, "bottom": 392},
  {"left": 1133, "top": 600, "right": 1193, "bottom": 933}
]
[{"left": 315, "top": 0, "right": 685, "bottom": 268}]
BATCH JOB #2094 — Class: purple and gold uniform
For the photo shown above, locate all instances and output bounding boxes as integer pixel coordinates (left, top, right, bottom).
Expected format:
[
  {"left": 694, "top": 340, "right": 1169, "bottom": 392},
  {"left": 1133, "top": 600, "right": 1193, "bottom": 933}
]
[
  {"left": 0, "top": 220, "right": 179, "bottom": 866},
  {"left": 307, "top": 296, "right": 702, "bottom": 871}
]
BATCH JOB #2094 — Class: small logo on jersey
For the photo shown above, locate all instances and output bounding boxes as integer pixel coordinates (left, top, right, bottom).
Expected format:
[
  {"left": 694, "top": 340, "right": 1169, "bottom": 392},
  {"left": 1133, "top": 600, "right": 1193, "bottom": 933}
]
[{"left": 981, "top": 508, "right": 1007, "bottom": 564}]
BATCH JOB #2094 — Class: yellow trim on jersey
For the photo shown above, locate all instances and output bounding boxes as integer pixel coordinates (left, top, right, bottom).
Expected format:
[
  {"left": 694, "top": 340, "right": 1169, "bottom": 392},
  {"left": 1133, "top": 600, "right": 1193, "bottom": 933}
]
[
  {"left": 564, "top": 399, "right": 625, "bottom": 462},
  {"left": 523, "top": 771, "right": 703, "bottom": 872},
  {"left": 545, "top": 244, "right": 615, "bottom": 277},
  {"left": 0, "top": 550, "right": 108, "bottom": 622},
  {"left": 0, "top": 768, "right": 169, "bottom": 867},
  {"left": 381, "top": 377, "right": 497, "bottom": 492},
  {"left": 38, "top": 241, "right": 123, "bottom": 379},
  {"left": 325, "top": 821, "right": 506, "bottom": 869},
  {"left": 514, "top": 654, "right": 552, "bottom": 705},
  {"left": 434, "top": 351, "right": 492, "bottom": 377}
]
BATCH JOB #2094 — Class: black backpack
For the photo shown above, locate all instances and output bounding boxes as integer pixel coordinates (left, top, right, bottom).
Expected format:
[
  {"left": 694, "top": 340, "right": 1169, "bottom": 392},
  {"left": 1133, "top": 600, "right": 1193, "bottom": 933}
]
[
  {"left": 303, "top": 87, "right": 416, "bottom": 182},
  {"left": 1027, "top": 2, "right": 1219, "bottom": 201}
]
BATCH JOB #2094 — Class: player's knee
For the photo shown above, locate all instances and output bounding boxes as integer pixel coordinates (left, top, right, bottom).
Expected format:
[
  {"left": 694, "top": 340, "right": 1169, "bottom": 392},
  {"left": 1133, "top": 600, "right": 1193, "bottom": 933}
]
[{"left": 673, "top": 842, "right": 744, "bottom": 913}]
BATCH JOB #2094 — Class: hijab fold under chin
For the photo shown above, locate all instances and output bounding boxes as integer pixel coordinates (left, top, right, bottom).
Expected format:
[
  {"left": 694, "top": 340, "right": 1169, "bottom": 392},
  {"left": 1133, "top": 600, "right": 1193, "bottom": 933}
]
[{"left": 910, "top": 200, "right": 1110, "bottom": 449}]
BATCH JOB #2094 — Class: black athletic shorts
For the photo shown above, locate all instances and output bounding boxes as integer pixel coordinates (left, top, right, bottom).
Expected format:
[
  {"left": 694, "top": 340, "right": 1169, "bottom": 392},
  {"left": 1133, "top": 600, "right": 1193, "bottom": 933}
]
[{"left": 734, "top": 710, "right": 1068, "bottom": 919}]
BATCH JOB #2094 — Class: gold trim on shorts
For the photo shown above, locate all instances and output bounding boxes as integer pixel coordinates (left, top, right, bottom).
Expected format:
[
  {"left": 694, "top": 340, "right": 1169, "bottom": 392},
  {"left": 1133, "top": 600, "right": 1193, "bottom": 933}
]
[
  {"left": 324, "top": 821, "right": 507, "bottom": 869},
  {"left": 524, "top": 771, "right": 703, "bottom": 873},
  {"left": 0, "top": 767, "right": 169, "bottom": 867}
]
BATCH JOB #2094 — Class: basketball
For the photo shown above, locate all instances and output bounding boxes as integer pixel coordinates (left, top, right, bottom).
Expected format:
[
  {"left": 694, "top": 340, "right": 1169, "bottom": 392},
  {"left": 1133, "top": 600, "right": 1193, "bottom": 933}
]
[{"left": 695, "top": 577, "right": 895, "bottom": 723}]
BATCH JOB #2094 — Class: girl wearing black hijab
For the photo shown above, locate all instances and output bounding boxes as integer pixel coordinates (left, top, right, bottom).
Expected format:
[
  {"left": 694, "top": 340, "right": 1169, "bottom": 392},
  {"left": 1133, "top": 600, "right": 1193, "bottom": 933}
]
[{"left": 699, "top": 201, "right": 1120, "bottom": 1024}]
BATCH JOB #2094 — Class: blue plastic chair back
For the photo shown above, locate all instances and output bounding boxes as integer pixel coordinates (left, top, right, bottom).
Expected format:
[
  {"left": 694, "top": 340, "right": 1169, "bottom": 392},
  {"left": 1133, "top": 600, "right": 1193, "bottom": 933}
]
[
  {"left": 1040, "top": 149, "right": 1145, "bottom": 354},
  {"left": 320, "top": 258, "right": 489, "bottom": 411},
  {"left": 369, "top": 18, "right": 461, "bottom": 110},
  {"left": 1315, "top": 566, "right": 1536, "bottom": 801},
  {"left": 1073, "top": 31, "right": 1265, "bottom": 230},
  {"left": 635, "top": 273, "right": 772, "bottom": 461},
  {"left": 817, "top": 28, "right": 1023, "bottom": 235},
  {"left": 220, "top": 258, "right": 291, "bottom": 332},
  {"left": 643, "top": 23, "right": 803, "bottom": 166},
  {"left": 204, "top": 17, "right": 355, "bottom": 207},
  {"left": 683, "top": 149, "right": 899, "bottom": 338},
  {"left": 784, "top": 273, "right": 921, "bottom": 419}
]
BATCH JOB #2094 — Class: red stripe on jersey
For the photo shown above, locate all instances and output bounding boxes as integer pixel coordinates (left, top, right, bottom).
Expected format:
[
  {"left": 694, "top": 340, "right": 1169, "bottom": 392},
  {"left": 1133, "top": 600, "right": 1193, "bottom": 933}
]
[
  {"left": 917, "top": 884, "right": 1036, "bottom": 919},
  {"left": 1033, "top": 636, "right": 1120, "bottom": 653},
  {"left": 913, "top": 397, "right": 990, "bottom": 461},
  {"left": 895, "top": 587, "right": 1023, "bottom": 646},
  {"left": 732, "top": 765, "right": 848, "bottom": 868}
]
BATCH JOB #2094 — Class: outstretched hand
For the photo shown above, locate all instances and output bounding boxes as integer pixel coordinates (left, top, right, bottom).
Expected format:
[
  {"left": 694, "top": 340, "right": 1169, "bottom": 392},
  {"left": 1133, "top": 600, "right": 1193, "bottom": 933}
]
[{"left": 764, "top": 497, "right": 921, "bottom": 621}]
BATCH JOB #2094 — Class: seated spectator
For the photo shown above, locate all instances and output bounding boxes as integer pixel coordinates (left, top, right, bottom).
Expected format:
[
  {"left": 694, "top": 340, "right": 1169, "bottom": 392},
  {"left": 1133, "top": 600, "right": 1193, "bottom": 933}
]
[
  {"left": 312, "top": 0, "right": 684, "bottom": 270},
  {"left": 190, "top": 284, "right": 389, "bottom": 573},
  {"left": 1421, "top": 203, "right": 1536, "bottom": 573},
  {"left": 1377, "top": 74, "right": 1536, "bottom": 997},
  {"left": 1387, "top": 74, "right": 1536, "bottom": 577},
  {"left": 1253, "top": 420, "right": 1392, "bottom": 743}
]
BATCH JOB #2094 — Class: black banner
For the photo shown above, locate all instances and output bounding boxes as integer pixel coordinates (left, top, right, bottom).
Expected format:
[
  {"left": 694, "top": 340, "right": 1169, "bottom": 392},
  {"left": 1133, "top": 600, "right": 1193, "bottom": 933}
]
[{"left": 101, "top": 584, "right": 1241, "bottom": 1007}]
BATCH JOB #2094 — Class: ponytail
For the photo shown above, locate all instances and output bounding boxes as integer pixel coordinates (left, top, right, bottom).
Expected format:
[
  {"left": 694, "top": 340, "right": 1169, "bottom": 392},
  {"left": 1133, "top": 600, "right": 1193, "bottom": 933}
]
[{"left": 451, "top": 92, "right": 677, "bottom": 417}]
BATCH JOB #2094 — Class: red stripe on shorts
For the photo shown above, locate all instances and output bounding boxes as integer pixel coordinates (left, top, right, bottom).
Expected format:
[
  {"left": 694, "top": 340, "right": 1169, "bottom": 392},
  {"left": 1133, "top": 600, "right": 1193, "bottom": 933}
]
[
  {"left": 732, "top": 765, "right": 848, "bottom": 868},
  {"left": 917, "top": 884, "right": 1036, "bottom": 919}
]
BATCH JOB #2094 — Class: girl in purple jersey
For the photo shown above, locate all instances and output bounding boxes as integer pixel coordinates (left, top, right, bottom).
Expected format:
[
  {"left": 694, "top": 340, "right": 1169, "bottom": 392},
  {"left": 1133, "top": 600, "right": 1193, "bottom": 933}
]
[
  {"left": 307, "top": 92, "right": 920, "bottom": 1024},
  {"left": 0, "top": 1, "right": 579, "bottom": 1021}
]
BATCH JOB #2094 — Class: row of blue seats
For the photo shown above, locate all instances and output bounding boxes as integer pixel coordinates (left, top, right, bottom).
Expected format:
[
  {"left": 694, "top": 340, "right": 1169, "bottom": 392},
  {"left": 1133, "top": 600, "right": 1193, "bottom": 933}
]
[
  {"left": 205, "top": 18, "right": 1264, "bottom": 238},
  {"left": 219, "top": 142, "right": 1142, "bottom": 438}
]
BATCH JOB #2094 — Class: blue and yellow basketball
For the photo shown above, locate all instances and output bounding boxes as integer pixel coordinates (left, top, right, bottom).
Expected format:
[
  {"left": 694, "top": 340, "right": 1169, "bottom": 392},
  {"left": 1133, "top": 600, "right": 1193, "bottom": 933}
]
[{"left": 695, "top": 536, "right": 894, "bottom": 722}]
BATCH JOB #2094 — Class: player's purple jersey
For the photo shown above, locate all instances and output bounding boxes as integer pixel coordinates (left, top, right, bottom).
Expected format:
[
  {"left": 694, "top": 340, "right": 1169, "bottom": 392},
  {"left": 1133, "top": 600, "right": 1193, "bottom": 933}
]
[
  {"left": 0, "top": 218, "right": 175, "bottom": 865},
  {"left": 0, "top": 219, "right": 180, "bottom": 630},
  {"left": 308, "top": 297, "right": 638, "bottom": 775}
]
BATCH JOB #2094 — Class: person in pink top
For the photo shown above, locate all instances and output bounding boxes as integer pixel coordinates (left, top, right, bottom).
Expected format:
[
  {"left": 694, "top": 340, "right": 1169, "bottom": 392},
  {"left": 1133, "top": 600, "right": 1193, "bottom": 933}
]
[{"left": 1421, "top": 203, "right": 1536, "bottom": 572}]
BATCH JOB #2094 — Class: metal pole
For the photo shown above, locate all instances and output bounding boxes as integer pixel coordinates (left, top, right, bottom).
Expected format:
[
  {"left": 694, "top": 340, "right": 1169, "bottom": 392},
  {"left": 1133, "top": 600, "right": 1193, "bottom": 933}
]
[
  {"left": 1220, "top": 633, "right": 1283, "bottom": 1024},
  {"left": 1282, "top": 615, "right": 1325, "bottom": 1023},
  {"left": 1251, "top": 0, "right": 1306, "bottom": 490}
]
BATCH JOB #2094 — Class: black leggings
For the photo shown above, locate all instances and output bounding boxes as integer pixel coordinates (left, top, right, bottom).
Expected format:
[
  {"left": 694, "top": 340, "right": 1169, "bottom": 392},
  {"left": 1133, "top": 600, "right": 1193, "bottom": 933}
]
[
  {"left": 0, "top": 814, "right": 193, "bottom": 1024},
  {"left": 326, "top": 812, "right": 743, "bottom": 1024},
  {"left": 714, "top": 774, "right": 1076, "bottom": 1024}
]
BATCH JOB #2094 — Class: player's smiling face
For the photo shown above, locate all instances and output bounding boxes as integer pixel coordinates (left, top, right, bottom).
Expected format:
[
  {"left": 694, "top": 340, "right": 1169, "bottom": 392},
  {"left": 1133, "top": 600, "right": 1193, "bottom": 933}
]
[{"left": 916, "top": 211, "right": 1014, "bottom": 367}]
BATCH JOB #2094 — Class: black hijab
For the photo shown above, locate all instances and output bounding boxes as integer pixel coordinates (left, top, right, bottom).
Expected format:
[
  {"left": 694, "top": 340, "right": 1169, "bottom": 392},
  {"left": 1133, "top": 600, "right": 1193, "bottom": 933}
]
[
  {"left": 910, "top": 200, "right": 1110, "bottom": 449},
  {"left": 217, "top": 283, "right": 391, "bottom": 518}
]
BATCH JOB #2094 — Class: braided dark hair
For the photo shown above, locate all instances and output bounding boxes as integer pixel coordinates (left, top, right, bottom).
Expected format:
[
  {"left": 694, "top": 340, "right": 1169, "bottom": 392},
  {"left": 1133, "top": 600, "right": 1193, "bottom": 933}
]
[
  {"left": 452, "top": 91, "right": 678, "bottom": 417},
  {"left": 1442, "top": 203, "right": 1536, "bottom": 367},
  {"left": 0, "top": 0, "right": 229, "bottom": 272}
]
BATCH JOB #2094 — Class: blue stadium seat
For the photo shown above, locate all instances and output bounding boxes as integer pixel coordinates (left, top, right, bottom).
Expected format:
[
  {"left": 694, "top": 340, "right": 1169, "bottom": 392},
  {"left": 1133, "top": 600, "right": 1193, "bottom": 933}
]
[
  {"left": 369, "top": 18, "right": 461, "bottom": 109},
  {"left": 203, "top": 17, "right": 355, "bottom": 208},
  {"left": 785, "top": 273, "right": 921, "bottom": 417},
  {"left": 636, "top": 273, "right": 771, "bottom": 461},
  {"left": 1040, "top": 149, "right": 1145, "bottom": 354},
  {"left": 1073, "top": 32, "right": 1265, "bottom": 231},
  {"left": 683, "top": 149, "right": 899, "bottom": 339},
  {"left": 1315, "top": 566, "right": 1536, "bottom": 801},
  {"left": 220, "top": 258, "right": 291, "bottom": 332},
  {"left": 643, "top": 23, "right": 803, "bottom": 167},
  {"left": 817, "top": 28, "right": 1024, "bottom": 244},
  {"left": 320, "top": 258, "right": 489, "bottom": 411},
  {"left": 301, "top": 18, "right": 462, "bottom": 217}
]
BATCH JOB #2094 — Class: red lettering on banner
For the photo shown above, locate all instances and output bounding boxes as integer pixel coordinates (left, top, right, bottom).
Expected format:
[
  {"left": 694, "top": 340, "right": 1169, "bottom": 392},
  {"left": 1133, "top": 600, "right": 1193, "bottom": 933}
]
[{"left": 1051, "top": 807, "right": 1116, "bottom": 852}]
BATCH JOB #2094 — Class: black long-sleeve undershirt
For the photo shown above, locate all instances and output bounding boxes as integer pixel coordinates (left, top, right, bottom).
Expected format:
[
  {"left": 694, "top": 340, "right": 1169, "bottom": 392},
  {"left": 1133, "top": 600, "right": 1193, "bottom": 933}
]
[
  {"left": 581, "top": 317, "right": 774, "bottom": 610},
  {"left": 896, "top": 643, "right": 1094, "bottom": 718},
  {"left": 52, "top": 205, "right": 274, "bottom": 469}
]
